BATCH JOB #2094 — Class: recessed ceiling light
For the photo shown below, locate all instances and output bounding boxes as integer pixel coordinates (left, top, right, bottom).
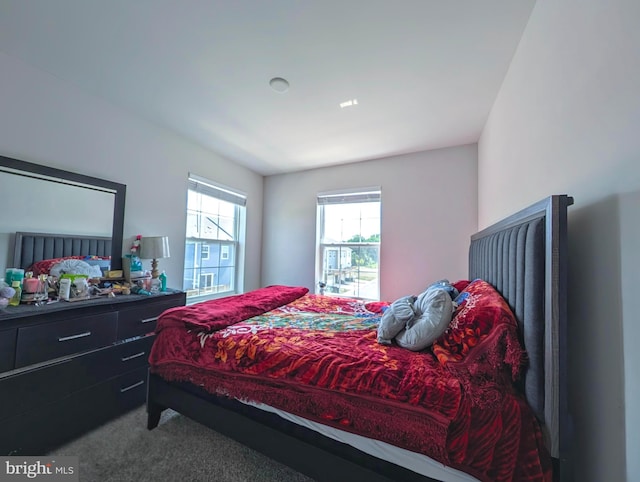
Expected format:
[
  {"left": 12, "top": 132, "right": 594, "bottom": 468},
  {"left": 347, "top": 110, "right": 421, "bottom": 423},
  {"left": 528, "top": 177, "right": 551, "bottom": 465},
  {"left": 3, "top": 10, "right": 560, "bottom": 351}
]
[
  {"left": 269, "top": 77, "right": 290, "bottom": 93},
  {"left": 339, "top": 99, "right": 358, "bottom": 108}
]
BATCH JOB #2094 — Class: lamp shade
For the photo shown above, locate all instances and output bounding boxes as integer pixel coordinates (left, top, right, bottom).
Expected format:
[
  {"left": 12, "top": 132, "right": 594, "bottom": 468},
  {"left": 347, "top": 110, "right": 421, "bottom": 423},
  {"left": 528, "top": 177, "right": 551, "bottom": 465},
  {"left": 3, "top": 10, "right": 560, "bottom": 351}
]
[{"left": 140, "top": 236, "right": 170, "bottom": 260}]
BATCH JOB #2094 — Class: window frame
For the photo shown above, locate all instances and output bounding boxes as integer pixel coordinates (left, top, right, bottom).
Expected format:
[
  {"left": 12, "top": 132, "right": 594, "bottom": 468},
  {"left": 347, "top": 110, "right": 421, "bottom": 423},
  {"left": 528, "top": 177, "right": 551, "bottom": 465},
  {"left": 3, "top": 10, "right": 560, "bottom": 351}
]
[
  {"left": 184, "top": 174, "right": 246, "bottom": 302},
  {"left": 315, "top": 187, "right": 381, "bottom": 301}
]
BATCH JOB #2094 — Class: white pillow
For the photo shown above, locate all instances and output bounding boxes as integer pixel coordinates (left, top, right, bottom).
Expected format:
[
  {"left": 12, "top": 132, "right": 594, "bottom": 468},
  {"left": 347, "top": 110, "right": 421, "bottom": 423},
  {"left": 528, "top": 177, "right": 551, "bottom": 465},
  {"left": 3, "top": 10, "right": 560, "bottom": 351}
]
[
  {"left": 50, "top": 259, "right": 103, "bottom": 278},
  {"left": 395, "top": 288, "right": 453, "bottom": 351}
]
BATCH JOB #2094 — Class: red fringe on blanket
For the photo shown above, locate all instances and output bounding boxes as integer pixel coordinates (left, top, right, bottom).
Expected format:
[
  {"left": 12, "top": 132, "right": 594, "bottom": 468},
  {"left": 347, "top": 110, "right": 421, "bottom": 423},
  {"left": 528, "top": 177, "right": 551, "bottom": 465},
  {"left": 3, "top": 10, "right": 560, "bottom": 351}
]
[{"left": 151, "top": 363, "right": 451, "bottom": 465}]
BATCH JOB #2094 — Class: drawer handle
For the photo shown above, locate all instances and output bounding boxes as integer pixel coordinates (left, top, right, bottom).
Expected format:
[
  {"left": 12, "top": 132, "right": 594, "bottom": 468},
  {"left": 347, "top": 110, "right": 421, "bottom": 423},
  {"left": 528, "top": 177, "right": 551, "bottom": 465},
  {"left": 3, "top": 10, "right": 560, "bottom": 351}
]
[
  {"left": 121, "top": 351, "right": 146, "bottom": 362},
  {"left": 58, "top": 331, "right": 92, "bottom": 342},
  {"left": 141, "top": 316, "right": 158, "bottom": 324},
  {"left": 120, "top": 380, "right": 145, "bottom": 393}
]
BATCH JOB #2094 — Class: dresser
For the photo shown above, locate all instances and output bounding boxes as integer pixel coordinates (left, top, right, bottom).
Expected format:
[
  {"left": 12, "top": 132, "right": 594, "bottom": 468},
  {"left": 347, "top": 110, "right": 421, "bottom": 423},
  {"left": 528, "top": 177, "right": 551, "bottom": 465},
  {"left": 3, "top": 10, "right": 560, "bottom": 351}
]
[{"left": 0, "top": 289, "right": 185, "bottom": 455}]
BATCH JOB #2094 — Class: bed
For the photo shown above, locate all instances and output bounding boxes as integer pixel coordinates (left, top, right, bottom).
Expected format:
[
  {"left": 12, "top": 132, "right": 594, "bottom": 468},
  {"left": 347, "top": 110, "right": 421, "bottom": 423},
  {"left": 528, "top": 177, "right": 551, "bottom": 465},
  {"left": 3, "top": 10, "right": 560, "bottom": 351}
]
[{"left": 146, "top": 194, "right": 573, "bottom": 482}]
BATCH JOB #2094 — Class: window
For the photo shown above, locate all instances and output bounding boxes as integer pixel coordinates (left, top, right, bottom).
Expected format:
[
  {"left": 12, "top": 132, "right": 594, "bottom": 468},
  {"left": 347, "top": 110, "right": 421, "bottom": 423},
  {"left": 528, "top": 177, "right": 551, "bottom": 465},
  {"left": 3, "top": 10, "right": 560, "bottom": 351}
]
[
  {"left": 316, "top": 188, "right": 381, "bottom": 300},
  {"left": 184, "top": 174, "right": 246, "bottom": 301}
]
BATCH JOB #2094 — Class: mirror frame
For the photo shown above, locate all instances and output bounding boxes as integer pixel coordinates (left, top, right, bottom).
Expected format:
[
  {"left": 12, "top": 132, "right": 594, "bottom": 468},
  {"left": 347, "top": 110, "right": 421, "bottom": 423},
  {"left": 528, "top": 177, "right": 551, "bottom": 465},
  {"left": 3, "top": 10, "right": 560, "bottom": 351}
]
[{"left": 0, "top": 154, "right": 126, "bottom": 270}]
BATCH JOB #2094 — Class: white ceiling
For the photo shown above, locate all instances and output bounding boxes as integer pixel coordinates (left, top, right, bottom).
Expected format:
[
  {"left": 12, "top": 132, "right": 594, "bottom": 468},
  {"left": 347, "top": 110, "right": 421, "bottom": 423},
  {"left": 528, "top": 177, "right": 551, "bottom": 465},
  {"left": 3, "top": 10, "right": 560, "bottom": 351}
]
[{"left": 0, "top": 0, "right": 535, "bottom": 176}]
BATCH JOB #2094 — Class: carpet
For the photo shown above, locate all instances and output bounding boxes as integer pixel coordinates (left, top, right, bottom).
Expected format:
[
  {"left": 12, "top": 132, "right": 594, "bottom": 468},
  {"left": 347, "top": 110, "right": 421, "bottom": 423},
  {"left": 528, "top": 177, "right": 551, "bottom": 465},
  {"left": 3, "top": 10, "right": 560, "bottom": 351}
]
[{"left": 48, "top": 407, "right": 314, "bottom": 482}]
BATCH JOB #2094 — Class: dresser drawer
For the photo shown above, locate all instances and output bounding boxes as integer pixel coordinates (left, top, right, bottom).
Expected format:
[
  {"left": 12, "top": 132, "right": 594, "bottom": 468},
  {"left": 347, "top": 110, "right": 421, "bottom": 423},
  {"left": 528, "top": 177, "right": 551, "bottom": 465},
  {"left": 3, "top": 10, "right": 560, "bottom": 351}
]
[
  {"left": 117, "top": 298, "right": 180, "bottom": 339},
  {"left": 1, "top": 366, "right": 149, "bottom": 456},
  {"left": 15, "top": 312, "right": 118, "bottom": 368},
  {"left": 113, "top": 366, "right": 149, "bottom": 406},
  {"left": 0, "top": 335, "right": 154, "bottom": 421},
  {"left": 0, "top": 329, "right": 16, "bottom": 373}
]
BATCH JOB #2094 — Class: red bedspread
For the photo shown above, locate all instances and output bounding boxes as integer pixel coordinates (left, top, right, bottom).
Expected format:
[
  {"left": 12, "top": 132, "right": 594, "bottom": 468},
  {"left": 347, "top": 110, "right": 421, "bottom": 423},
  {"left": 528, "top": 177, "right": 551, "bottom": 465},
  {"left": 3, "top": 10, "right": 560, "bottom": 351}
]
[
  {"left": 156, "top": 285, "right": 309, "bottom": 332},
  {"left": 149, "top": 286, "right": 551, "bottom": 482}
]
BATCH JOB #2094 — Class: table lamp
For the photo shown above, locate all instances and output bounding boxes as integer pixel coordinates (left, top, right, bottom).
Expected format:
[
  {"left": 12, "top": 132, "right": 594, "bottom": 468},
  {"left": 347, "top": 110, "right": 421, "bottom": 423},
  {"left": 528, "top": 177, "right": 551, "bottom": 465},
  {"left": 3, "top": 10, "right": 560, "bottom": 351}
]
[{"left": 140, "top": 236, "right": 170, "bottom": 279}]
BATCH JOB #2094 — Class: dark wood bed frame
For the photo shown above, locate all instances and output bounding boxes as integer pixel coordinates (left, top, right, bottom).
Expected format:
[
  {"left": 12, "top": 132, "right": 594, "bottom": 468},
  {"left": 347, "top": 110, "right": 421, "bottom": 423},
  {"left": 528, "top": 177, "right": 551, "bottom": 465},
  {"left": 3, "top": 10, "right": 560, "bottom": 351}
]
[{"left": 147, "top": 194, "right": 574, "bottom": 482}]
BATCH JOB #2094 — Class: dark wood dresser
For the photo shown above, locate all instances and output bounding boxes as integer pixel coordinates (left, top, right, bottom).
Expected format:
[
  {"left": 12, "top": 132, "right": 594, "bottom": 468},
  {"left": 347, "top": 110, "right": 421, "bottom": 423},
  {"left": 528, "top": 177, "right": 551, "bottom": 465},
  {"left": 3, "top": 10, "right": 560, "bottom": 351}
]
[{"left": 0, "top": 289, "right": 185, "bottom": 455}]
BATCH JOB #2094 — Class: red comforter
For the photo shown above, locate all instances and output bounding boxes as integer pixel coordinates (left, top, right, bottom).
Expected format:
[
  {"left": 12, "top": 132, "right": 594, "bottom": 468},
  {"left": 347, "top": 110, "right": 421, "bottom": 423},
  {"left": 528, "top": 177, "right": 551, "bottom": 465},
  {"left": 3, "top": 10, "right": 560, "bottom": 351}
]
[{"left": 149, "top": 285, "right": 551, "bottom": 482}]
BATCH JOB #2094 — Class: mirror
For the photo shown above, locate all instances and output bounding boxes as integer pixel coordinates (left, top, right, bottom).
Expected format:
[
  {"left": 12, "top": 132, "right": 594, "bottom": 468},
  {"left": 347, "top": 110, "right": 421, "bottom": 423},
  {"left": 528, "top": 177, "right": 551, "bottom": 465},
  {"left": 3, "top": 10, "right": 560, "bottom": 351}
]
[{"left": 0, "top": 154, "right": 126, "bottom": 274}]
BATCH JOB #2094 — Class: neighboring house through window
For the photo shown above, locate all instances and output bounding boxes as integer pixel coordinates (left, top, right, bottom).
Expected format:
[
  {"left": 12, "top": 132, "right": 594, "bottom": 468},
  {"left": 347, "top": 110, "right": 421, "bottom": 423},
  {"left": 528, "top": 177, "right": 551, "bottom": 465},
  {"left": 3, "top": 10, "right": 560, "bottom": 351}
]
[
  {"left": 316, "top": 188, "right": 381, "bottom": 300},
  {"left": 184, "top": 174, "right": 246, "bottom": 301}
]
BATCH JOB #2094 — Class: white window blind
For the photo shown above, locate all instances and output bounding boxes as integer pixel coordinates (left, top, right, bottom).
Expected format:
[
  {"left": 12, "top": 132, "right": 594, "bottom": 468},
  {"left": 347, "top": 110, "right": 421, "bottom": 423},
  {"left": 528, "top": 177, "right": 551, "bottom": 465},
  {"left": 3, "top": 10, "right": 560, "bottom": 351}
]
[
  {"left": 188, "top": 174, "right": 246, "bottom": 207},
  {"left": 317, "top": 188, "right": 381, "bottom": 205}
]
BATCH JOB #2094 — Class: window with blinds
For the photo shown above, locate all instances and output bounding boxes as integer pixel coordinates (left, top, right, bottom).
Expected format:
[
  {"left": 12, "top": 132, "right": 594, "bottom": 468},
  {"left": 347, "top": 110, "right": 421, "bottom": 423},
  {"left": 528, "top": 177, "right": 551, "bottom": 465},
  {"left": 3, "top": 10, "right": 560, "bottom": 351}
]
[
  {"left": 185, "top": 174, "right": 246, "bottom": 300},
  {"left": 316, "top": 188, "right": 381, "bottom": 300}
]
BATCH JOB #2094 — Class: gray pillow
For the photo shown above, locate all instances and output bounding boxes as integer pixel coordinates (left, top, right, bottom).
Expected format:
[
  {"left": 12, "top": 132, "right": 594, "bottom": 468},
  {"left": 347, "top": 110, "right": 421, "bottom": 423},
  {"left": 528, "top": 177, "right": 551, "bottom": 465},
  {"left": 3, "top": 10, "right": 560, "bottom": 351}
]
[
  {"left": 377, "top": 295, "right": 417, "bottom": 345},
  {"left": 395, "top": 288, "right": 453, "bottom": 351}
]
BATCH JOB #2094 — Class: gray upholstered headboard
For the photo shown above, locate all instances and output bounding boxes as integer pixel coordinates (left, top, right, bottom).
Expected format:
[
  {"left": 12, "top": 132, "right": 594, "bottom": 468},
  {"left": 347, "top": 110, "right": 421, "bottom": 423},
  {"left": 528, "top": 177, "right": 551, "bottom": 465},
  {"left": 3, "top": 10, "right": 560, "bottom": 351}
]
[
  {"left": 468, "top": 194, "right": 572, "bottom": 465},
  {"left": 13, "top": 232, "right": 112, "bottom": 270}
]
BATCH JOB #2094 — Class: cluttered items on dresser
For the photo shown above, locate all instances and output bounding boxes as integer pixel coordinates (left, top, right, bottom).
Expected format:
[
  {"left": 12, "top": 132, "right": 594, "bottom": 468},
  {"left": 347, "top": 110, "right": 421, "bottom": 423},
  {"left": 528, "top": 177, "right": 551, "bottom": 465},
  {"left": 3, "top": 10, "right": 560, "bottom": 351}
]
[{"left": 1, "top": 254, "right": 168, "bottom": 307}]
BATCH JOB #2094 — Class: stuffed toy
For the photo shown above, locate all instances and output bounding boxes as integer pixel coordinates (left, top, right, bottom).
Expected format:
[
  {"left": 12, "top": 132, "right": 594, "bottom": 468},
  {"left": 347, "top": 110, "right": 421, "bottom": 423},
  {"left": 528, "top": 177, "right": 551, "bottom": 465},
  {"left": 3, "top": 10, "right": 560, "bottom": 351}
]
[
  {"left": 130, "top": 234, "right": 142, "bottom": 255},
  {"left": 0, "top": 285, "right": 16, "bottom": 308},
  {"left": 425, "top": 279, "right": 459, "bottom": 300}
]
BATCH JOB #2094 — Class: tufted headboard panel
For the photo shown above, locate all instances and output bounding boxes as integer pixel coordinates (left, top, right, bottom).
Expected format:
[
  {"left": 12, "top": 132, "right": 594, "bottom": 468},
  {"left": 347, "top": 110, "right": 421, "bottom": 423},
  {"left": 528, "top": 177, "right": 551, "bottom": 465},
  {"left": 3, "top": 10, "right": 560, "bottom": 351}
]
[
  {"left": 468, "top": 195, "right": 572, "bottom": 463},
  {"left": 13, "top": 232, "right": 112, "bottom": 270}
]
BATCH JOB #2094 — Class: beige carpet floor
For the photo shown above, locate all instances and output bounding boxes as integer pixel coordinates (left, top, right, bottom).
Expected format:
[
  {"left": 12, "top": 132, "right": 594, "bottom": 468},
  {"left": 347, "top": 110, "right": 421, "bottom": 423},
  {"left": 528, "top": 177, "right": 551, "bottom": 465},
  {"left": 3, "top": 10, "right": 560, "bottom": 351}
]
[{"left": 48, "top": 407, "right": 314, "bottom": 482}]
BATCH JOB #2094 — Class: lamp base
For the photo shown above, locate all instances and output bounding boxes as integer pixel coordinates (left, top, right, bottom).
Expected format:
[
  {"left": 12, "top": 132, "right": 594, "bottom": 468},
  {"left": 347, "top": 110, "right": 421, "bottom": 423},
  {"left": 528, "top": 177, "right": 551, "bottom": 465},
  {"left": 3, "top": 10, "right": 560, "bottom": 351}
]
[{"left": 151, "top": 259, "right": 160, "bottom": 279}]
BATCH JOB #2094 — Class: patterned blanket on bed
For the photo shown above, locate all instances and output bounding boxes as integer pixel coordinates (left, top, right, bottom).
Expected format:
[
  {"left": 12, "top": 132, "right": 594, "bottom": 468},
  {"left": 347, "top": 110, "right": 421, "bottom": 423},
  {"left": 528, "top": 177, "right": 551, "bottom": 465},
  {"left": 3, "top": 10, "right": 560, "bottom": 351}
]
[{"left": 149, "top": 286, "right": 551, "bottom": 482}]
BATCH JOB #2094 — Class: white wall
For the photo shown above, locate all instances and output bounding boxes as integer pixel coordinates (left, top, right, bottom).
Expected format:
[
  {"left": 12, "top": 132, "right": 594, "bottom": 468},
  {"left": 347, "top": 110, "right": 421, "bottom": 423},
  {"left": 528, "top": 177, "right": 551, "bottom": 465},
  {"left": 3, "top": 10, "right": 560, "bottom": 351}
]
[
  {"left": 262, "top": 145, "right": 477, "bottom": 301},
  {"left": 0, "top": 51, "right": 264, "bottom": 292},
  {"left": 478, "top": 0, "right": 640, "bottom": 480}
]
